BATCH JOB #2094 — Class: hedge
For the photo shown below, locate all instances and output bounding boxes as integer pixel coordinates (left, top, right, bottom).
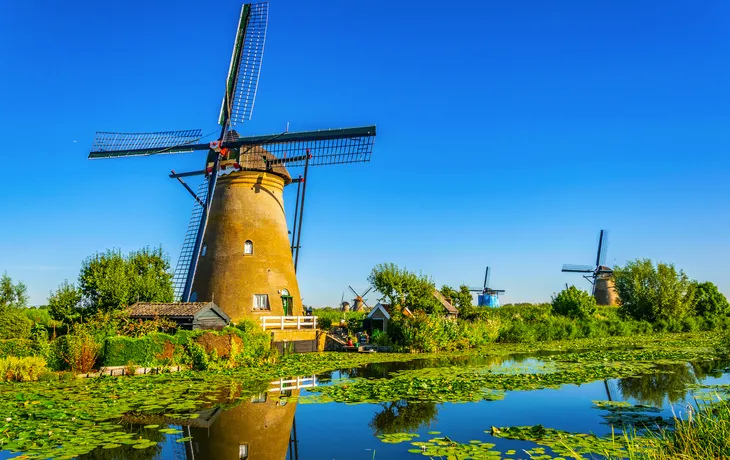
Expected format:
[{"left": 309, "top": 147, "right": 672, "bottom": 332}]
[
  {"left": 100, "top": 333, "right": 186, "bottom": 367},
  {"left": 0, "top": 339, "right": 35, "bottom": 358}
]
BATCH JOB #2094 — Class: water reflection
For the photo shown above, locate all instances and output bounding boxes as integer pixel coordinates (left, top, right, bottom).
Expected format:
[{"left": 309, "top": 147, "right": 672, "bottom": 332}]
[
  {"left": 618, "top": 363, "right": 700, "bottom": 407},
  {"left": 369, "top": 401, "right": 439, "bottom": 435}
]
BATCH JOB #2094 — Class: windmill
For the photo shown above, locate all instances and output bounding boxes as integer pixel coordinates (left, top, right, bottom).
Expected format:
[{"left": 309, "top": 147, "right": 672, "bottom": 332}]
[
  {"left": 349, "top": 286, "right": 372, "bottom": 312},
  {"left": 88, "top": 3, "right": 376, "bottom": 323},
  {"left": 561, "top": 229, "right": 617, "bottom": 306},
  {"left": 469, "top": 266, "right": 505, "bottom": 308},
  {"left": 340, "top": 292, "right": 350, "bottom": 312}
]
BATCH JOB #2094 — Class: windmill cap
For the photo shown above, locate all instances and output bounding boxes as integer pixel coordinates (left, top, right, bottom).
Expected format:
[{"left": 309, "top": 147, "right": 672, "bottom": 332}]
[{"left": 237, "top": 144, "right": 293, "bottom": 184}]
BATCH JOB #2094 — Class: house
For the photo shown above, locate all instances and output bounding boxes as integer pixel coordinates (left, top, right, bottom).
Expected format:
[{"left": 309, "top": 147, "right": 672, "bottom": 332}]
[
  {"left": 364, "top": 303, "right": 412, "bottom": 333},
  {"left": 432, "top": 289, "right": 459, "bottom": 319},
  {"left": 127, "top": 302, "right": 231, "bottom": 330}
]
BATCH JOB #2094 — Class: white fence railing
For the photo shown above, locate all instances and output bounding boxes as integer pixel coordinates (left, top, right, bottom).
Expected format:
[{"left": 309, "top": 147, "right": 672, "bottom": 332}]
[
  {"left": 268, "top": 375, "right": 318, "bottom": 392},
  {"left": 260, "top": 315, "right": 317, "bottom": 331}
]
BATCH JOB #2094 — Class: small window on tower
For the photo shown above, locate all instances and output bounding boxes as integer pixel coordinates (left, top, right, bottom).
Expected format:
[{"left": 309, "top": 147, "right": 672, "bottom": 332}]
[
  {"left": 244, "top": 240, "right": 253, "bottom": 255},
  {"left": 253, "top": 294, "right": 269, "bottom": 310},
  {"left": 201, "top": 243, "right": 207, "bottom": 257}
]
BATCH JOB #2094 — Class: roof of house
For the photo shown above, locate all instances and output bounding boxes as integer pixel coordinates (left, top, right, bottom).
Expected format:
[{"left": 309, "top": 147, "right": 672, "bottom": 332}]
[
  {"left": 127, "top": 302, "right": 230, "bottom": 322},
  {"left": 368, "top": 303, "right": 412, "bottom": 320},
  {"left": 432, "top": 289, "right": 459, "bottom": 316}
]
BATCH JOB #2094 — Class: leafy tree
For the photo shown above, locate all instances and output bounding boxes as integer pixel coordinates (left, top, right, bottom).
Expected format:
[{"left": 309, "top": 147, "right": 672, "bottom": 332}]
[
  {"left": 551, "top": 285, "right": 596, "bottom": 319},
  {"left": 439, "top": 285, "right": 474, "bottom": 310},
  {"left": 688, "top": 281, "right": 730, "bottom": 318},
  {"left": 0, "top": 273, "right": 28, "bottom": 312},
  {"left": 613, "top": 259, "right": 692, "bottom": 322},
  {"left": 558, "top": 289, "right": 595, "bottom": 319},
  {"left": 48, "top": 280, "right": 83, "bottom": 323},
  {"left": 78, "top": 247, "right": 174, "bottom": 313},
  {"left": 0, "top": 310, "right": 33, "bottom": 339},
  {"left": 369, "top": 263, "right": 440, "bottom": 314}
]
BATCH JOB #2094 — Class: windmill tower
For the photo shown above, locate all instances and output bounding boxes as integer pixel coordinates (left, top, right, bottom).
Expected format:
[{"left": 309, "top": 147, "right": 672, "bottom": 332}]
[
  {"left": 561, "top": 229, "right": 617, "bottom": 306},
  {"left": 349, "top": 286, "right": 372, "bottom": 312},
  {"left": 88, "top": 3, "right": 376, "bottom": 323},
  {"left": 469, "top": 266, "right": 505, "bottom": 308},
  {"left": 340, "top": 292, "right": 350, "bottom": 312}
]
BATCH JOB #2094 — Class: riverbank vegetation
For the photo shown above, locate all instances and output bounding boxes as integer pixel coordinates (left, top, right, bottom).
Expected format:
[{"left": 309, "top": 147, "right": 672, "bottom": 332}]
[{"left": 364, "top": 259, "right": 729, "bottom": 353}]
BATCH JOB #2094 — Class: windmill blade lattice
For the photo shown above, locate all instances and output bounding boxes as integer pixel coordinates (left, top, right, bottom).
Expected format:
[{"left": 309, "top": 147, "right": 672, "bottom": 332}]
[
  {"left": 228, "top": 126, "right": 376, "bottom": 169},
  {"left": 172, "top": 181, "right": 209, "bottom": 301},
  {"left": 90, "top": 129, "right": 203, "bottom": 159},
  {"left": 597, "top": 230, "right": 609, "bottom": 267},
  {"left": 561, "top": 264, "right": 595, "bottom": 273}
]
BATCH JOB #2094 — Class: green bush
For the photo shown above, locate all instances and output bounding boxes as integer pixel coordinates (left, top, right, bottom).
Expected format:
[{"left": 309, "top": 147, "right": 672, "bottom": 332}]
[
  {"left": 101, "top": 333, "right": 187, "bottom": 367},
  {"left": 551, "top": 286, "right": 596, "bottom": 319},
  {"left": 0, "top": 356, "right": 47, "bottom": 382},
  {"left": 614, "top": 259, "right": 692, "bottom": 322},
  {"left": 0, "top": 339, "right": 35, "bottom": 358},
  {"left": 690, "top": 282, "right": 730, "bottom": 319},
  {"left": 51, "top": 332, "right": 100, "bottom": 373},
  {"left": 189, "top": 342, "right": 209, "bottom": 371},
  {"left": 0, "top": 309, "right": 33, "bottom": 339}
]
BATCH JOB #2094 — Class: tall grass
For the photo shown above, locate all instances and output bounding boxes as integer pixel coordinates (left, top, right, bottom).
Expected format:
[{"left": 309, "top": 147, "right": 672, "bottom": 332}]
[
  {"left": 625, "top": 399, "right": 730, "bottom": 459},
  {"left": 0, "top": 356, "right": 48, "bottom": 382}
]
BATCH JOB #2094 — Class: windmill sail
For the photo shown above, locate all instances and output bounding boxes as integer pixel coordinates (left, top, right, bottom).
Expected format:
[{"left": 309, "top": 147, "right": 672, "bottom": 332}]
[
  {"left": 220, "top": 2, "right": 269, "bottom": 126},
  {"left": 562, "top": 264, "right": 595, "bottom": 273},
  {"left": 222, "top": 126, "right": 376, "bottom": 169},
  {"left": 597, "top": 230, "right": 609, "bottom": 267},
  {"left": 89, "top": 129, "right": 204, "bottom": 159},
  {"left": 172, "top": 181, "right": 209, "bottom": 301}
]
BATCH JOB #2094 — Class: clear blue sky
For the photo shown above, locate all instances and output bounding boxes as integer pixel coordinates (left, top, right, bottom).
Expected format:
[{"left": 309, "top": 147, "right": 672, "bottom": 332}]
[{"left": 1, "top": 0, "right": 728, "bottom": 307}]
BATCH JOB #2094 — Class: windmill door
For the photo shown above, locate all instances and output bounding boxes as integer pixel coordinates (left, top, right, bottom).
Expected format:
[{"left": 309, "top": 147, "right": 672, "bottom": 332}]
[{"left": 281, "top": 295, "right": 293, "bottom": 316}]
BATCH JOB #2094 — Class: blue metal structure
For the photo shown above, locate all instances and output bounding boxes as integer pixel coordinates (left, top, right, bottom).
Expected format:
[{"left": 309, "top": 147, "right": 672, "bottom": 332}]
[{"left": 470, "top": 266, "right": 505, "bottom": 308}]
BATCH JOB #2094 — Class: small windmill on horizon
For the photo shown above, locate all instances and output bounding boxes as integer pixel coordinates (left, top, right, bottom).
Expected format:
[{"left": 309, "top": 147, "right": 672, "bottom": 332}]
[
  {"left": 561, "top": 229, "right": 618, "bottom": 306},
  {"left": 349, "top": 286, "right": 372, "bottom": 312},
  {"left": 87, "top": 2, "right": 376, "bottom": 323},
  {"left": 469, "top": 266, "right": 505, "bottom": 308}
]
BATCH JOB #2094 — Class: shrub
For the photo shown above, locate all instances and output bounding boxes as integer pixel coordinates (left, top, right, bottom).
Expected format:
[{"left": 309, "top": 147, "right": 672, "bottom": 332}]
[
  {"left": 0, "top": 309, "right": 33, "bottom": 339},
  {"left": 54, "top": 333, "right": 101, "bottom": 373},
  {"left": 0, "top": 339, "right": 35, "bottom": 358},
  {"left": 0, "top": 356, "right": 47, "bottom": 382},
  {"left": 189, "top": 342, "right": 209, "bottom": 371},
  {"left": 614, "top": 259, "right": 692, "bottom": 322},
  {"left": 551, "top": 286, "right": 596, "bottom": 319},
  {"left": 101, "top": 333, "right": 185, "bottom": 367},
  {"left": 689, "top": 281, "right": 730, "bottom": 319}
]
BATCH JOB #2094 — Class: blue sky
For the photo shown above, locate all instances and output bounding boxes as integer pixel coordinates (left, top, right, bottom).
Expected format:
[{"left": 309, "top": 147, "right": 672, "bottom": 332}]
[{"left": 1, "top": 0, "right": 728, "bottom": 307}]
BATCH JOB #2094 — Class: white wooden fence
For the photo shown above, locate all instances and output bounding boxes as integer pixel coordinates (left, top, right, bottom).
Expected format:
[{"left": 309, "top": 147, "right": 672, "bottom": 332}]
[
  {"left": 268, "top": 375, "right": 318, "bottom": 392},
  {"left": 260, "top": 315, "right": 317, "bottom": 331}
]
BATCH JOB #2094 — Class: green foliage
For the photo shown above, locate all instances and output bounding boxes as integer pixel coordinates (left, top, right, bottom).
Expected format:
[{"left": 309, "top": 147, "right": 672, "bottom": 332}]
[
  {"left": 312, "top": 308, "right": 366, "bottom": 331},
  {"left": 52, "top": 332, "right": 101, "bottom": 372},
  {"left": 0, "top": 356, "right": 47, "bottom": 382},
  {"left": 189, "top": 342, "right": 209, "bottom": 371},
  {"left": 369, "top": 263, "right": 441, "bottom": 314},
  {"left": 0, "top": 273, "right": 28, "bottom": 312},
  {"left": 0, "top": 308, "right": 33, "bottom": 339},
  {"left": 0, "top": 339, "right": 35, "bottom": 358},
  {"left": 101, "top": 334, "right": 180, "bottom": 367},
  {"left": 47, "top": 280, "right": 83, "bottom": 323},
  {"left": 78, "top": 247, "right": 174, "bottom": 313},
  {"left": 614, "top": 259, "right": 692, "bottom": 322},
  {"left": 551, "top": 285, "right": 597, "bottom": 319},
  {"left": 689, "top": 281, "right": 730, "bottom": 318}
]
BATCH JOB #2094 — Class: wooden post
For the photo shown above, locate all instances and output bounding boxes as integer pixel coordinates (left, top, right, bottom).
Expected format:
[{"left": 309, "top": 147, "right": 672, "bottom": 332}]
[{"left": 297, "top": 316, "right": 301, "bottom": 329}]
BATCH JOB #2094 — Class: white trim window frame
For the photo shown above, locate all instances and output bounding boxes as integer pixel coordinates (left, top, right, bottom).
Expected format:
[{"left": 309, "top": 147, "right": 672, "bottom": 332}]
[{"left": 253, "top": 294, "right": 270, "bottom": 311}]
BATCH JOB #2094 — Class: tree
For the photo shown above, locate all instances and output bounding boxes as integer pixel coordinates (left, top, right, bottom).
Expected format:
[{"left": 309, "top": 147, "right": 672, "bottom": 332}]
[
  {"left": 0, "top": 273, "right": 28, "bottom": 312},
  {"left": 551, "top": 285, "right": 596, "bottom": 319},
  {"left": 77, "top": 247, "right": 174, "bottom": 313},
  {"left": 48, "top": 280, "right": 83, "bottom": 323},
  {"left": 688, "top": 281, "right": 729, "bottom": 318},
  {"left": 368, "top": 263, "right": 440, "bottom": 314},
  {"left": 613, "top": 259, "right": 691, "bottom": 322}
]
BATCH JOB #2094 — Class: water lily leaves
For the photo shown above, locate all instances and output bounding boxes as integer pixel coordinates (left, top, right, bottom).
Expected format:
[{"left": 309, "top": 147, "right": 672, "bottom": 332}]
[
  {"left": 158, "top": 428, "right": 183, "bottom": 434},
  {"left": 378, "top": 432, "right": 419, "bottom": 444},
  {"left": 143, "top": 424, "right": 159, "bottom": 429}
]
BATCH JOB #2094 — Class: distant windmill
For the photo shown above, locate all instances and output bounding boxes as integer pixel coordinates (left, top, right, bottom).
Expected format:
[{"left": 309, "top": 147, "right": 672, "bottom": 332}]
[
  {"left": 349, "top": 286, "right": 372, "bottom": 312},
  {"left": 340, "top": 292, "right": 350, "bottom": 312},
  {"left": 469, "top": 266, "right": 505, "bottom": 308},
  {"left": 561, "top": 229, "right": 617, "bottom": 306}
]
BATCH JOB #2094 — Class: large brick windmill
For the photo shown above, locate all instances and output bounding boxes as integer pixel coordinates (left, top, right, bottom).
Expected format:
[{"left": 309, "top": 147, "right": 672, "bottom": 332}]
[
  {"left": 561, "top": 229, "right": 617, "bottom": 306},
  {"left": 88, "top": 2, "right": 376, "bottom": 323}
]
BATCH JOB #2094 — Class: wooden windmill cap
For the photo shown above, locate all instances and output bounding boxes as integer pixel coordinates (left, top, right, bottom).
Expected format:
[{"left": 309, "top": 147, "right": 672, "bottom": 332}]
[{"left": 240, "top": 145, "right": 292, "bottom": 184}]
